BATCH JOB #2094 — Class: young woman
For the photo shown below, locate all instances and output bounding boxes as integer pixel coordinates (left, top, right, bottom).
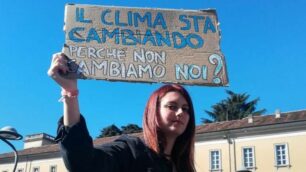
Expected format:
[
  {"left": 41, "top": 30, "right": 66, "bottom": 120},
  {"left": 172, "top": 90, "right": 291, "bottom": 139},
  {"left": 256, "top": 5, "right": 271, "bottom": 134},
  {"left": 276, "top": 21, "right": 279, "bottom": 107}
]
[{"left": 48, "top": 53, "right": 196, "bottom": 172}]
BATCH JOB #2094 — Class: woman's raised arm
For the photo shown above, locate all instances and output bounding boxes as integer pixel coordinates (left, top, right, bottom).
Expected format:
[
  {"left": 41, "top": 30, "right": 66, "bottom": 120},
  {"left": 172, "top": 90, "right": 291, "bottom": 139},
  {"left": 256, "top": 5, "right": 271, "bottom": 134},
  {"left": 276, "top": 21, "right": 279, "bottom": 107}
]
[{"left": 47, "top": 52, "right": 80, "bottom": 127}]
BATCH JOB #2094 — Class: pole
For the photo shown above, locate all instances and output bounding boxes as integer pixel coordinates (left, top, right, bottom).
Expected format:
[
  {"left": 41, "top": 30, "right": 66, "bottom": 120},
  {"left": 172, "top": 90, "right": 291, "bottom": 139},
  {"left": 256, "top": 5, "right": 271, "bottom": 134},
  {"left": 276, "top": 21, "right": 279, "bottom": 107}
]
[{"left": 0, "top": 138, "right": 19, "bottom": 172}]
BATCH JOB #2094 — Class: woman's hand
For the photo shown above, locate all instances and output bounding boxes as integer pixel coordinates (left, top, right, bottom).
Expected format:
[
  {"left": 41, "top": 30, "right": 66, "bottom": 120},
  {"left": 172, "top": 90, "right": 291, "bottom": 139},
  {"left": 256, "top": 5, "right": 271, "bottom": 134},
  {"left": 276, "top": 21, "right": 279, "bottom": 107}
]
[{"left": 47, "top": 52, "right": 77, "bottom": 91}]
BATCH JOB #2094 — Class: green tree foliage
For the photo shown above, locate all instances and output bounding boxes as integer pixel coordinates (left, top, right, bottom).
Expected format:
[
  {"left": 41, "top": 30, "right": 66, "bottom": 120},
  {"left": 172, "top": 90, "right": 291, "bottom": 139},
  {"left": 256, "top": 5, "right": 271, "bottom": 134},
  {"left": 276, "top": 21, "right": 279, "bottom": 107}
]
[
  {"left": 97, "top": 124, "right": 142, "bottom": 138},
  {"left": 202, "top": 90, "right": 266, "bottom": 123},
  {"left": 97, "top": 124, "right": 122, "bottom": 138},
  {"left": 121, "top": 124, "right": 143, "bottom": 134}
]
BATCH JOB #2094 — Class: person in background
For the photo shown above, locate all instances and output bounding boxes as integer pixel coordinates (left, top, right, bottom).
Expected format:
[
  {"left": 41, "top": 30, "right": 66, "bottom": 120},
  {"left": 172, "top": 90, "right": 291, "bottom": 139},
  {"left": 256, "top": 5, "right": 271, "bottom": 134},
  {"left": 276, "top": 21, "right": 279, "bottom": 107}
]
[{"left": 48, "top": 52, "right": 196, "bottom": 172}]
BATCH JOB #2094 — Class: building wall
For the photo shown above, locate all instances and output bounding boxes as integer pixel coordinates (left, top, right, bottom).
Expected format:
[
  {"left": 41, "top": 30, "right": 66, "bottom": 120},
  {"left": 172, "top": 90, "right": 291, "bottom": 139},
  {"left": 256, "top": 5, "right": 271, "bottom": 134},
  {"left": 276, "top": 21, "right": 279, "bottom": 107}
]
[
  {"left": 195, "top": 140, "right": 230, "bottom": 172},
  {"left": 195, "top": 131, "right": 306, "bottom": 172},
  {"left": 22, "top": 158, "right": 66, "bottom": 172},
  {"left": 0, "top": 156, "right": 67, "bottom": 172},
  {"left": 235, "top": 131, "right": 306, "bottom": 172},
  {"left": 24, "top": 140, "right": 43, "bottom": 149}
]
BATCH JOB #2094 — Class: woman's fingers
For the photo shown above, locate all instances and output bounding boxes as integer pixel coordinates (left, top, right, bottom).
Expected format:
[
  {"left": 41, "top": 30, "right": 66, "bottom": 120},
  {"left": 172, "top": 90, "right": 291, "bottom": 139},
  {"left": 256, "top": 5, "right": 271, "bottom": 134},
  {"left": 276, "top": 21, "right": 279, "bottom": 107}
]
[
  {"left": 48, "top": 52, "right": 78, "bottom": 91},
  {"left": 48, "top": 53, "right": 69, "bottom": 77}
]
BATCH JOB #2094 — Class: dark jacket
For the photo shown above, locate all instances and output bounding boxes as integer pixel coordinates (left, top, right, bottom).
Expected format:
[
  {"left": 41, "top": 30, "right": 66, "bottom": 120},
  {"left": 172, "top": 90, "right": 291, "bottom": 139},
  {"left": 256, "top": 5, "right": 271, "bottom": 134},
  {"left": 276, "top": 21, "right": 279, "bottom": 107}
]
[{"left": 55, "top": 116, "right": 173, "bottom": 172}]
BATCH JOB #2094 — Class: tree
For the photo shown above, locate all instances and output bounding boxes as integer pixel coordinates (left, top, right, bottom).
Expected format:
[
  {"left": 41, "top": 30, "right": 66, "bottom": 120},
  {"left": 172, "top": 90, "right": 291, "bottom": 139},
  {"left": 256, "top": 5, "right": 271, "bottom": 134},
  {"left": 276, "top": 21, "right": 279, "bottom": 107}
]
[
  {"left": 121, "top": 124, "right": 143, "bottom": 134},
  {"left": 97, "top": 123, "right": 143, "bottom": 138},
  {"left": 202, "top": 90, "right": 266, "bottom": 123},
  {"left": 97, "top": 124, "right": 122, "bottom": 138}
]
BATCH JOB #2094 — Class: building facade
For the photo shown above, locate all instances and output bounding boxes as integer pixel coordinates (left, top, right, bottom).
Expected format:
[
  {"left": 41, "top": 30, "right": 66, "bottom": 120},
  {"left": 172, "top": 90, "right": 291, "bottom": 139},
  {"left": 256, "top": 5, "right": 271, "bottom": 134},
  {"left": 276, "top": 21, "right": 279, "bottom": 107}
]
[
  {"left": 195, "top": 110, "right": 306, "bottom": 172},
  {"left": 0, "top": 133, "right": 66, "bottom": 172},
  {"left": 1, "top": 110, "right": 306, "bottom": 172}
]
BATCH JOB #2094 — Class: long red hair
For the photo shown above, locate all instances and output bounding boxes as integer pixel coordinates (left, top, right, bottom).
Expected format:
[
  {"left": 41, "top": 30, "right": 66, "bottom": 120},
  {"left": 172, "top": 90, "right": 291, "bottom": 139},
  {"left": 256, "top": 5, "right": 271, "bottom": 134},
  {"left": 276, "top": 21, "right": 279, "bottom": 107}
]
[{"left": 143, "top": 84, "right": 196, "bottom": 172}]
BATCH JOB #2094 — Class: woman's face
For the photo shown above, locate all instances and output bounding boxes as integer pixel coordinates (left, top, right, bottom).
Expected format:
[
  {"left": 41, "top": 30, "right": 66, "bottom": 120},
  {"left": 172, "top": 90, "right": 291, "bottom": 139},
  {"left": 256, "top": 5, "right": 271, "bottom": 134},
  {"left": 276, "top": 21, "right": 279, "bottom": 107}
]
[{"left": 158, "top": 91, "right": 190, "bottom": 138}]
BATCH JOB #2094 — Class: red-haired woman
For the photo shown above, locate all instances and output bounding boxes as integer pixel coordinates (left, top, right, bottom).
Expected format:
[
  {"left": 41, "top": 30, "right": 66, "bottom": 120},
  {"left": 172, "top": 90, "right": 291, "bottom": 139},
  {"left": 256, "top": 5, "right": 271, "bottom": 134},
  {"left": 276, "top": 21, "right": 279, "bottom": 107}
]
[{"left": 48, "top": 53, "right": 196, "bottom": 172}]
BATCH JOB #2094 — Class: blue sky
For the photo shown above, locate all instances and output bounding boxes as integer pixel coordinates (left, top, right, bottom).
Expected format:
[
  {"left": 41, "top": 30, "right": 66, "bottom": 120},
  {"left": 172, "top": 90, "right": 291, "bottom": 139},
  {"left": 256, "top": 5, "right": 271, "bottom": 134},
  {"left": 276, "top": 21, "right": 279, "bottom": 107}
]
[{"left": 1, "top": 0, "right": 305, "bottom": 153}]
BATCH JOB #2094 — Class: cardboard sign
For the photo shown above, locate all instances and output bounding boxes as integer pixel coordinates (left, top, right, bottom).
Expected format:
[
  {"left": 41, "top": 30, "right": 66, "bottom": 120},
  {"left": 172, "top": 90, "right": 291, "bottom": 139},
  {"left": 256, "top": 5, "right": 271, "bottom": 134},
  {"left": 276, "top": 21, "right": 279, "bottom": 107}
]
[{"left": 63, "top": 4, "right": 229, "bottom": 86}]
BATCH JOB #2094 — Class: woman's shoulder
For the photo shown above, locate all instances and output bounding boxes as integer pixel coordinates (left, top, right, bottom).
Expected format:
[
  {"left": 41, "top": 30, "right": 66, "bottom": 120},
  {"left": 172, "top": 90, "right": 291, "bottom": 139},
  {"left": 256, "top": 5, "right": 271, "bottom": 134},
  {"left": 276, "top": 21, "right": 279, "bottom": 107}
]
[
  {"left": 115, "top": 134, "right": 144, "bottom": 144},
  {"left": 113, "top": 134, "right": 147, "bottom": 157}
]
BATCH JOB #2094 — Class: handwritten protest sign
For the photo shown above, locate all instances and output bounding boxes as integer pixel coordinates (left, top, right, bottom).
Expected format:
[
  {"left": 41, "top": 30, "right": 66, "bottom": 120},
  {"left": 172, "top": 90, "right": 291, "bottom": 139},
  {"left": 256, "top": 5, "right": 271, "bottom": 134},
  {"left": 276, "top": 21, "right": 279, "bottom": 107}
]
[{"left": 63, "top": 4, "right": 229, "bottom": 86}]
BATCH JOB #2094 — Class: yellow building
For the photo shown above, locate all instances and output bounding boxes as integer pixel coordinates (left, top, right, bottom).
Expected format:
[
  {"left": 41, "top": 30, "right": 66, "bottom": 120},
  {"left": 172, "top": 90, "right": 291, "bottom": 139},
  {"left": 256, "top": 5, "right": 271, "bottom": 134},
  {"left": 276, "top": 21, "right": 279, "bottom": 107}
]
[
  {"left": 195, "top": 110, "right": 306, "bottom": 172},
  {"left": 1, "top": 110, "right": 305, "bottom": 172}
]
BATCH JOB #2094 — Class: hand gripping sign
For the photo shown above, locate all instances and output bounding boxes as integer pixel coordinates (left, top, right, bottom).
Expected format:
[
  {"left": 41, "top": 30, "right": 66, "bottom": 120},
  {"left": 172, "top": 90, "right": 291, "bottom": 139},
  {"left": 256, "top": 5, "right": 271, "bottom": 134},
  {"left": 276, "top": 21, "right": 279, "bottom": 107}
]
[{"left": 63, "top": 4, "right": 229, "bottom": 86}]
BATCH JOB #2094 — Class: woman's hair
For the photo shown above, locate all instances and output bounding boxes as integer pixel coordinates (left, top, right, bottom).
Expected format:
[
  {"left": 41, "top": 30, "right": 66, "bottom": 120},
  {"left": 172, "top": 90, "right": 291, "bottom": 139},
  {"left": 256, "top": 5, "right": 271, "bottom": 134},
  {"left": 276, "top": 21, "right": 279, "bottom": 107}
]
[{"left": 143, "top": 84, "right": 196, "bottom": 172}]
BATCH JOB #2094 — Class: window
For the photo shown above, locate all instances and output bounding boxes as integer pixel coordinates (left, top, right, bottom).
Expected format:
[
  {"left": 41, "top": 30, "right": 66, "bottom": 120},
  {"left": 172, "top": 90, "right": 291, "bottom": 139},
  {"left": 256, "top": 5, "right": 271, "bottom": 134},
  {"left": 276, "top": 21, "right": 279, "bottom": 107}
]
[
  {"left": 242, "top": 147, "right": 255, "bottom": 168},
  {"left": 33, "top": 167, "right": 39, "bottom": 172},
  {"left": 50, "top": 165, "right": 57, "bottom": 172},
  {"left": 275, "top": 144, "right": 289, "bottom": 166},
  {"left": 210, "top": 150, "right": 221, "bottom": 171}
]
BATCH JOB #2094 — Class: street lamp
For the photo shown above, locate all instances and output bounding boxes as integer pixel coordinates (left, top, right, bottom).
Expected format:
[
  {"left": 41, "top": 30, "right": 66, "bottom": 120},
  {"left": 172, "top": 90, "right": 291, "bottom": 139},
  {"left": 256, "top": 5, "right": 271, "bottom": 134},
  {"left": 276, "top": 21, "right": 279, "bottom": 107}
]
[{"left": 0, "top": 126, "right": 23, "bottom": 172}]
